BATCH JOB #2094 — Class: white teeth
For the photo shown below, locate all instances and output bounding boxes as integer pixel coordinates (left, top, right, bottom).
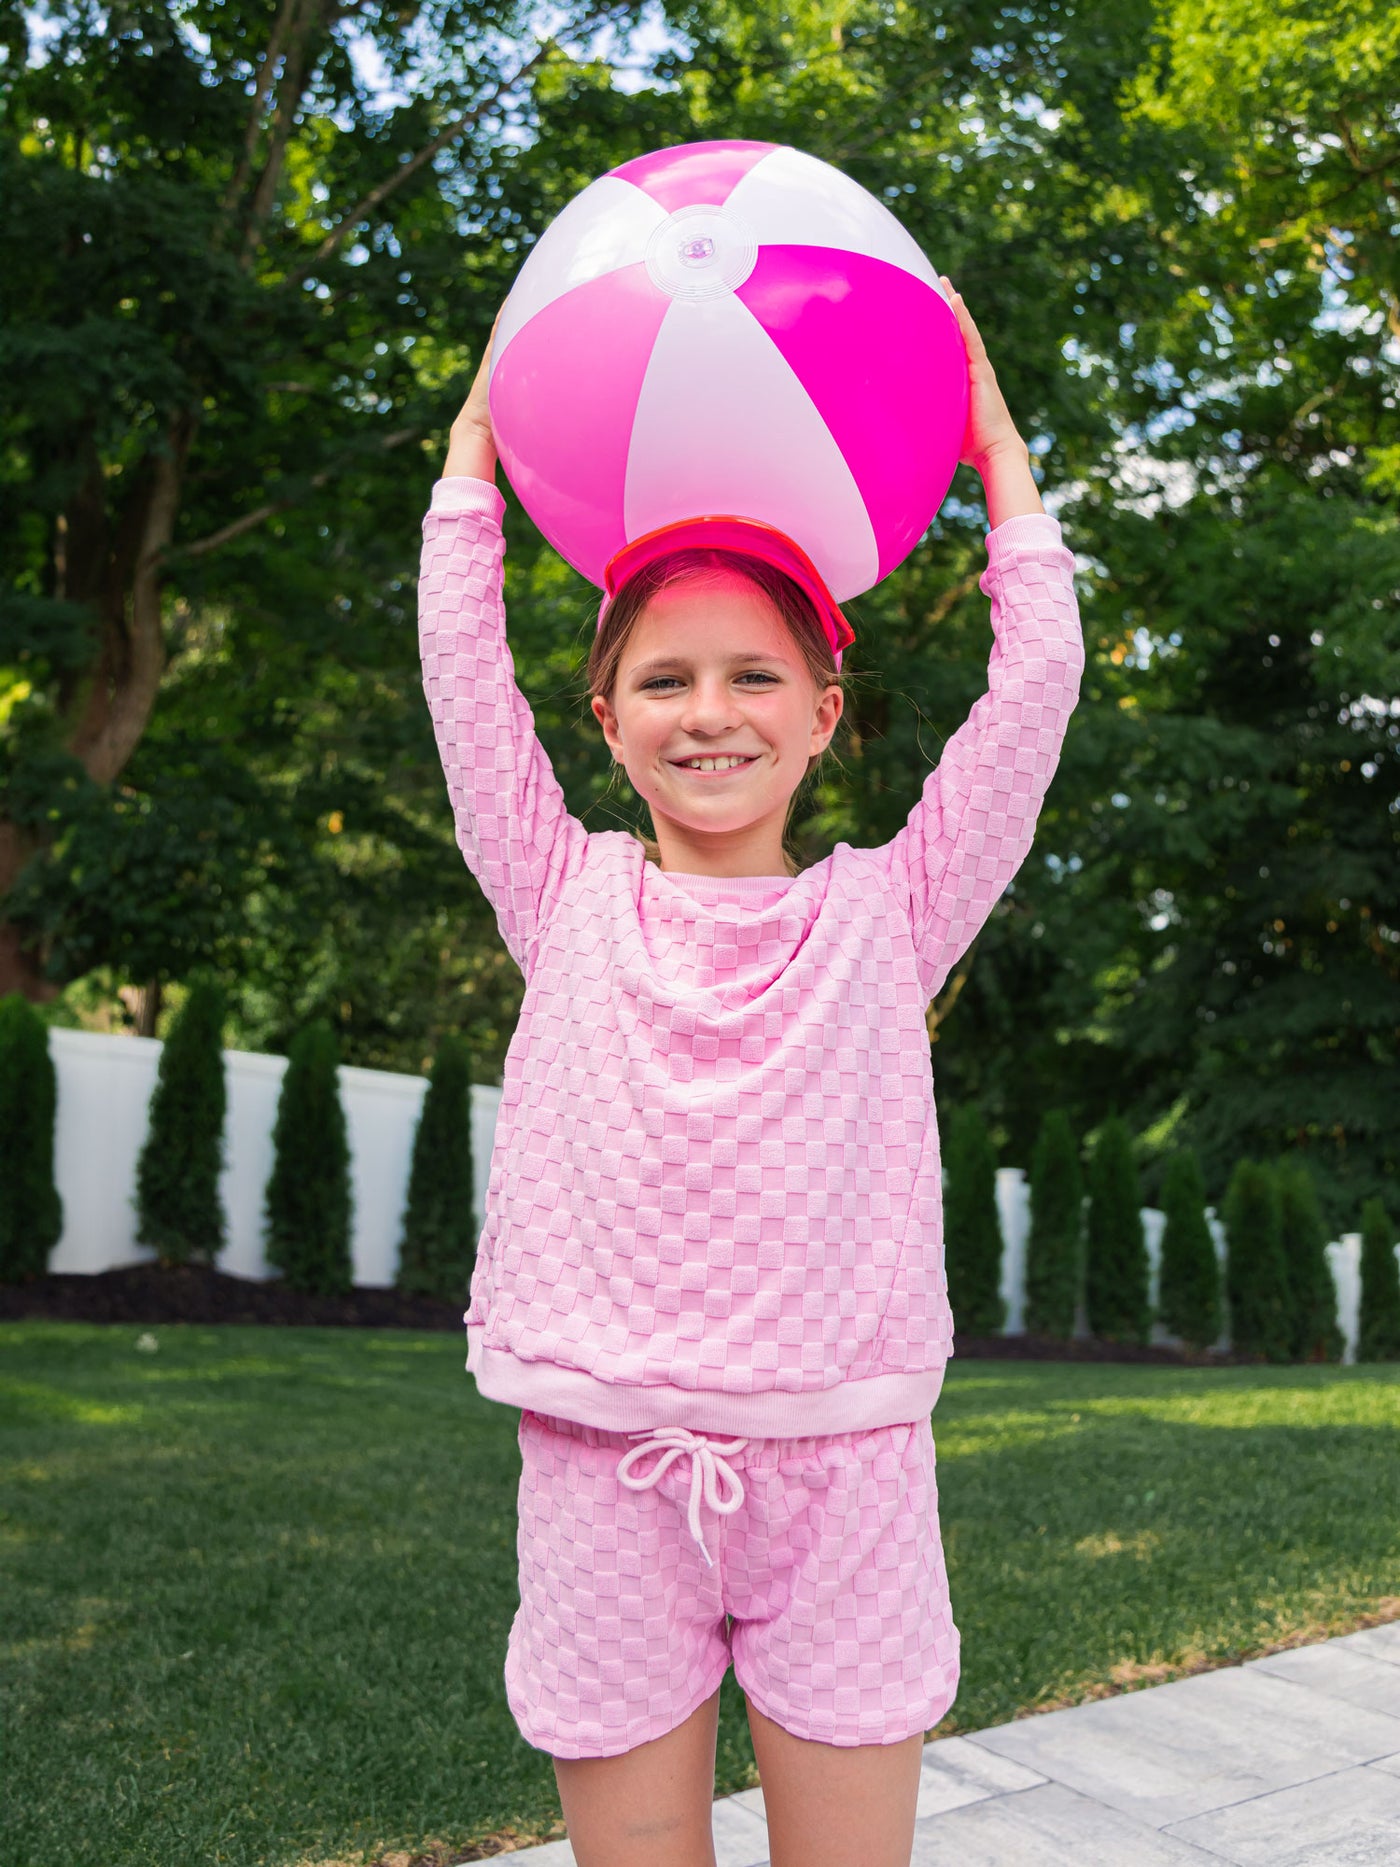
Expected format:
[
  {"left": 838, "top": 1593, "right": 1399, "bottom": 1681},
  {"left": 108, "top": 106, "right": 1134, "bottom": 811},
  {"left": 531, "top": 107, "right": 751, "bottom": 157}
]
[{"left": 677, "top": 754, "right": 753, "bottom": 771}]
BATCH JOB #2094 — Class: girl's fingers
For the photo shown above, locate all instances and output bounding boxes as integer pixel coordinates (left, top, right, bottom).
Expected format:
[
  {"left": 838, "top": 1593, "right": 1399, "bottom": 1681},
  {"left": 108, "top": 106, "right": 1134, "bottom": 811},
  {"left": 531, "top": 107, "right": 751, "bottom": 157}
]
[{"left": 942, "top": 278, "right": 988, "bottom": 361}]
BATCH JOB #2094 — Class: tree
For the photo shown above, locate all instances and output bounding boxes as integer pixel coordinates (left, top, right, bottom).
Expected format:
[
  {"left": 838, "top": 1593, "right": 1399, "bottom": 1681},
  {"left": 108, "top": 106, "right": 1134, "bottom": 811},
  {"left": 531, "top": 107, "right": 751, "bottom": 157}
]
[
  {"left": 943, "top": 1105, "right": 1005, "bottom": 1337},
  {"left": 1356, "top": 1197, "right": 1400, "bottom": 1363},
  {"left": 263, "top": 1018, "right": 353, "bottom": 1296},
  {"left": 1276, "top": 1158, "right": 1342, "bottom": 1363},
  {"left": 1085, "top": 1117, "right": 1150, "bottom": 1344},
  {"left": 1222, "top": 1160, "right": 1291, "bottom": 1363},
  {"left": 0, "top": 0, "right": 649, "bottom": 1017},
  {"left": 1157, "top": 1147, "right": 1221, "bottom": 1351},
  {"left": 133, "top": 977, "right": 228, "bottom": 1267},
  {"left": 4, "top": 0, "right": 1393, "bottom": 1204},
  {"left": 1025, "top": 1109, "right": 1082, "bottom": 1338},
  {"left": 0, "top": 993, "right": 63, "bottom": 1279},
  {"left": 396, "top": 1034, "right": 477, "bottom": 1303}
]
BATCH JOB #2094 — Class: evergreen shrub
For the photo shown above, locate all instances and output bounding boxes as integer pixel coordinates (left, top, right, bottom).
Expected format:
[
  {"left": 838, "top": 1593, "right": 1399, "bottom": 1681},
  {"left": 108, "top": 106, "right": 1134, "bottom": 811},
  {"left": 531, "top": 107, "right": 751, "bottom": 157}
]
[
  {"left": 263, "top": 1019, "right": 354, "bottom": 1296},
  {"left": 1276, "top": 1158, "right": 1342, "bottom": 1362},
  {"left": 1025, "top": 1109, "right": 1082, "bottom": 1338},
  {"left": 134, "top": 978, "right": 228, "bottom": 1267},
  {"left": 0, "top": 994, "right": 63, "bottom": 1281},
  {"left": 396, "top": 1035, "right": 477, "bottom": 1303},
  {"left": 943, "top": 1105, "right": 1005, "bottom": 1336},
  {"left": 1085, "top": 1117, "right": 1149, "bottom": 1344},
  {"left": 1357, "top": 1196, "right": 1400, "bottom": 1363},
  {"left": 1222, "top": 1160, "right": 1291, "bottom": 1362},
  {"left": 1157, "top": 1148, "right": 1222, "bottom": 1351}
]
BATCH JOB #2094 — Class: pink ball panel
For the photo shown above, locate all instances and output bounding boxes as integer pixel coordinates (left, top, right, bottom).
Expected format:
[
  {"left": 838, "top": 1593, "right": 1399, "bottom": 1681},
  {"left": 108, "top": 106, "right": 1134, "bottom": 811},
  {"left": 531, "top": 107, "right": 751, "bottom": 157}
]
[
  {"left": 489, "top": 264, "right": 670, "bottom": 583},
  {"left": 608, "top": 140, "right": 776, "bottom": 213},
  {"left": 736, "top": 246, "right": 968, "bottom": 581}
]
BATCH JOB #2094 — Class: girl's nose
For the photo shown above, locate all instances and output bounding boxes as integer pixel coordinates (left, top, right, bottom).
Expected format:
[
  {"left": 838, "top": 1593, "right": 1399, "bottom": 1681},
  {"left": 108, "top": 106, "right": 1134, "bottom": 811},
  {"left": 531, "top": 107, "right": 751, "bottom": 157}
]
[{"left": 680, "top": 680, "right": 742, "bottom": 732}]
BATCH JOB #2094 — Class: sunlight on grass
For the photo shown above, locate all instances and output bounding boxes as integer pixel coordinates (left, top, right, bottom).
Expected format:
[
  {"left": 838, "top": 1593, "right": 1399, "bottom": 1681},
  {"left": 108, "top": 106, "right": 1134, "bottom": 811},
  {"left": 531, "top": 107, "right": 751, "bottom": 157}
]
[
  {"left": 0, "top": 1380, "right": 144, "bottom": 1428},
  {"left": 1072, "top": 1529, "right": 1163, "bottom": 1560}
]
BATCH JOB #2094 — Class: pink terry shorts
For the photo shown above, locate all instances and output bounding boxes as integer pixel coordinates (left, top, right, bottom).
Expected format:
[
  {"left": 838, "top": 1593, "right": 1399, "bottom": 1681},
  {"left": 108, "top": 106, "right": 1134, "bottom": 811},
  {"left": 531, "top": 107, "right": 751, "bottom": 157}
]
[{"left": 506, "top": 1409, "right": 960, "bottom": 1759}]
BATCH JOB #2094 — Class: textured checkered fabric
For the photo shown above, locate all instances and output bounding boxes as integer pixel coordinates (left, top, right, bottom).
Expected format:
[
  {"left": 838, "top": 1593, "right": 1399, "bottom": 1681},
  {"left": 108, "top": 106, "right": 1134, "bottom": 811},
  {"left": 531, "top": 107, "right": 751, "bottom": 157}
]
[
  {"left": 419, "top": 478, "right": 1083, "bottom": 1436},
  {"left": 508, "top": 1410, "right": 960, "bottom": 1757}
]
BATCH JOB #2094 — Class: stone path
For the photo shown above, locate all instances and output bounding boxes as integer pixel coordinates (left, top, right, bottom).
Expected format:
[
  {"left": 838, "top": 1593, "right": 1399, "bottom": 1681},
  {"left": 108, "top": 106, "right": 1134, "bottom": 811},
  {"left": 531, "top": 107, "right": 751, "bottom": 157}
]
[{"left": 508, "top": 1623, "right": 1400, "bottom": 1864}]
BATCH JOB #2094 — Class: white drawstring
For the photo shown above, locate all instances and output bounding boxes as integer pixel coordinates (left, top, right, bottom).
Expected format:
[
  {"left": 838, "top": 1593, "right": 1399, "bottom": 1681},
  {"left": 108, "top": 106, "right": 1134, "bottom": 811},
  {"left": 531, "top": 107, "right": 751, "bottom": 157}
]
[{"left": 616, "top": 1426, "right": 749, "bottom": 1569}]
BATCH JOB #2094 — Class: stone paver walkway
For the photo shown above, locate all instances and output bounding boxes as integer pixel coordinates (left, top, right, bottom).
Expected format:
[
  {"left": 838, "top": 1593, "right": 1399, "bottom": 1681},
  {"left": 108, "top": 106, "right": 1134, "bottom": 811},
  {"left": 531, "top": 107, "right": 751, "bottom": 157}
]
[{"left": 508, "top": 1623, "right": 1400, "bottom": 1864}]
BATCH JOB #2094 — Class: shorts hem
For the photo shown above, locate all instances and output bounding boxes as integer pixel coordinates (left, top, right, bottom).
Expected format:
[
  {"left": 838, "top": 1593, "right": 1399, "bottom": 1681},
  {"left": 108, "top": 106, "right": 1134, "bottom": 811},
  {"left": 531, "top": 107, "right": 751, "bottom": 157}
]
[
  {"left": 736, "top": 1673, "right": 959, "bottom": 1750},
  {"left": 513, "top": 1656, "right": 734, "bottom": 1762}
]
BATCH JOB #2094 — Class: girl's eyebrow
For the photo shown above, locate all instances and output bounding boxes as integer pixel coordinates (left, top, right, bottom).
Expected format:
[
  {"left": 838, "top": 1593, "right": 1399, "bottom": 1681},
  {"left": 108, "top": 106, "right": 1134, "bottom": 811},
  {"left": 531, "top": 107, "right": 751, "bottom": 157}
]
[{"left": 629, "top": 651, "right": 790, "bottom": 677}]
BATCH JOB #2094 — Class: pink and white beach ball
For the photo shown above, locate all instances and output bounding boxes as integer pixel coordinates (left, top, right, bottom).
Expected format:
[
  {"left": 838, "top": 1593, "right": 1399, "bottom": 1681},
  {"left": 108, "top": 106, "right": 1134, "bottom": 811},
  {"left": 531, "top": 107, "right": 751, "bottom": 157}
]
[{"left": 488, "top": 140, "right": 968, "bottom": 627}]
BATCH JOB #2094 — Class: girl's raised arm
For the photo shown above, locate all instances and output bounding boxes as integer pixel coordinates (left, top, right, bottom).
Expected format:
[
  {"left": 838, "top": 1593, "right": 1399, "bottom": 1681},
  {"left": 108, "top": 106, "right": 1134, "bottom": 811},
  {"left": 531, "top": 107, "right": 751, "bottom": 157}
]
[
  {"left": 419, "top": 325, "right": 588, "bottom": 978},
  {"left": 876, "top": 287, "right": 1086, "bottom": 1005}
]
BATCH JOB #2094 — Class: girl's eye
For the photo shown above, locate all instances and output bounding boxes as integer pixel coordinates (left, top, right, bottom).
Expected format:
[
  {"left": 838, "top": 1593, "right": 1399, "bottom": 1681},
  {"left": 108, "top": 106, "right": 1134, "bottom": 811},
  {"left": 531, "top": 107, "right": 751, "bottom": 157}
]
[{"left": 640, "top": 672, "right": 777, "bottom": 691}]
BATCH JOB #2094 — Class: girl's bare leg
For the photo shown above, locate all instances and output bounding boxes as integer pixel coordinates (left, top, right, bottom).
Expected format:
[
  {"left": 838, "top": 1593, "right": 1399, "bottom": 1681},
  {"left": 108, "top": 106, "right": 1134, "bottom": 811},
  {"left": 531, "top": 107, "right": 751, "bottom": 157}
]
[
  {"left": 553, "top": 1687, "right": 722, "bottom": 1867},
  {"left": 747, "top": 1698, "right": 924, "bottom": 1867}
]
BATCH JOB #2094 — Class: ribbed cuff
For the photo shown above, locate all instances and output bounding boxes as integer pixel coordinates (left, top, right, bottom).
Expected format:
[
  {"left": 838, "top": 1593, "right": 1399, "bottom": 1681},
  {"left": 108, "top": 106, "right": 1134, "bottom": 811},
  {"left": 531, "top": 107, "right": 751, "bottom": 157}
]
[
  {"left": 984, "top": 511, "right": 1064, "bottom": 558},
  {"left": 429, "top": 476, "right": 507, "bottom": 521}
]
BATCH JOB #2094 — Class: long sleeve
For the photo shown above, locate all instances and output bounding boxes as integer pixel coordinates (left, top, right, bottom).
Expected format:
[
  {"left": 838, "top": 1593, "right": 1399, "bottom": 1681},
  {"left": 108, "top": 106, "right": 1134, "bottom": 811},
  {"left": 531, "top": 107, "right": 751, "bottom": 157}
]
[
  {"left": 877, "top": 511, "right": 1085, "bottom": 1005},
  {"left": 419, "top": 476, "right": 589, "bottom": 978}
]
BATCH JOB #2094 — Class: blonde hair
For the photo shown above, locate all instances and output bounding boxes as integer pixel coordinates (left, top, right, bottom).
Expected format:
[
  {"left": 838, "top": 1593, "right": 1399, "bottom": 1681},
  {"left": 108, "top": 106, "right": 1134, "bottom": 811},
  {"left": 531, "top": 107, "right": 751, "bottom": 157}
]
[{"left": 587, "top": 550, "right": 847, "bottom": 877}]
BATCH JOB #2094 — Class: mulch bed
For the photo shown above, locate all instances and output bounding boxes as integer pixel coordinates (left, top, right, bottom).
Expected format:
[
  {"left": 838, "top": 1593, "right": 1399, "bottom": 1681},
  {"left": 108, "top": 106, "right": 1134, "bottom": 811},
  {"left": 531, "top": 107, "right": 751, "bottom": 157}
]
[{"left": 1, "top": 1261, "right": 1244, "bottom": 1364}]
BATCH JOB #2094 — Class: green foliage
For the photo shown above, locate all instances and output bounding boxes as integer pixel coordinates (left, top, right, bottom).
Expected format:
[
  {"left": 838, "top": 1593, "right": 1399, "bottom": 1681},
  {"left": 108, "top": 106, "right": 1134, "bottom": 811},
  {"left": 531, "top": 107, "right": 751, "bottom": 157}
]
[
  {"left": 4, "top": 0, "right": 1395, "bottom": 1214},
  {"left": 396, "top": 1035, "right": 477, "bottom": 1304},
  {"left": 133, "top": 978, "right": 228, "bottom": 1267},
  {"left": 1085, "top": 1118, "right": 1150, "bottom": 1345},
  {"left": 943, "top": 1105, "right": 1005, "bottom": 1336},
  {"left": 0, "top": 993, "right": 62, "bottom": 1279},
  {"left": 1222, "top": 1161, "right": 1292, "bottom": 1363},
  {"left": 1276, "top": 1159, "right": 1343, "bottom": 1363},
  {"left": 1025, "top": 1109, "right": 1082, "bottom": 1338},
  {"left": 1157, "top": 1148, "right": 1222, "bottom": 1351},
  {"left": 1357, "top": 1197, "right": 1400, "bottom": 1363},
  {"left": 263, "top": 1019, "right": 353, "bottom": 1297}
]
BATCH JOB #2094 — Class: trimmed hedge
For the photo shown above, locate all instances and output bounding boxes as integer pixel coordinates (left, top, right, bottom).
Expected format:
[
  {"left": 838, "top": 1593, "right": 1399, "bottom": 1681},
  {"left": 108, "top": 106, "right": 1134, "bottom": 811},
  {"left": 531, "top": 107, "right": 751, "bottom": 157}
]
[
  {"left": 1222, "top": 1160, "right": 1291, "bottom": 1363},
  {"left": 0, "top": 994, "right": 63, "bottom": 1281},
  {"left": 1085, "top": 1117, "right": 1149, "bottom": 1345},
  {"left": 1276, "top": 1158, "right": 1342, "bottom": 1363},
  {"left": 1357, "top": 1196, "right": 1400, "bottom": 1364},
  {"left": 1156, "top": 1147, "right": 1222, "bottom": 1351},
  {"left": 1025, "top": 1109, "right": 1082, "bottom": 1339},
  {"left": 134, "top": 978, "right": 228, "bottom": 1267},
  {"left": 944, "top": 1105, "right": 1005, "bottom": 1336},
  {"left": 396, "top": 1035, "right": 477, "bottom": 1304},
  {"left": 263, "top": 1020, "right": 354, "bottom": 1296}
]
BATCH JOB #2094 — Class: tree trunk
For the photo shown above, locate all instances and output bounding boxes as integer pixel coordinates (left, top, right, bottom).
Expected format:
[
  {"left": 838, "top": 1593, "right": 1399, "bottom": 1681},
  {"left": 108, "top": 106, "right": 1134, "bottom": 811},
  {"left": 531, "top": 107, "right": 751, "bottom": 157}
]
[
  {"left": 0, "top": 822, "right": 59, "bottom": 1003},
  {"left": 117, "top": 980, "right": 163, "bottom": 1036},
  {"left": 0, "top": 415, "right": 194, "bottom": 1005}
]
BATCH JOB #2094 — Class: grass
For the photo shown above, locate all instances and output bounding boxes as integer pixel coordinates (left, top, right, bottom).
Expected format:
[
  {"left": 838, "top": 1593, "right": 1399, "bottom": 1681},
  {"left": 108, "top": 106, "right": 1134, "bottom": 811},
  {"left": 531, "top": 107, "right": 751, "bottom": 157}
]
[{"left": 2, "top": 1324, "right": 1398, "bottom": 1867}]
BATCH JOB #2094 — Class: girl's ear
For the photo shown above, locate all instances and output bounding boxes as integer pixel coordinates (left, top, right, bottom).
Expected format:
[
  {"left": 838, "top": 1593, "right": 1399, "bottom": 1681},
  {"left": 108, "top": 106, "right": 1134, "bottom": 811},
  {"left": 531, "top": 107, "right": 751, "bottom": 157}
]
[{"left": 591, "top": 692, "right": 623, "bottom": 760}]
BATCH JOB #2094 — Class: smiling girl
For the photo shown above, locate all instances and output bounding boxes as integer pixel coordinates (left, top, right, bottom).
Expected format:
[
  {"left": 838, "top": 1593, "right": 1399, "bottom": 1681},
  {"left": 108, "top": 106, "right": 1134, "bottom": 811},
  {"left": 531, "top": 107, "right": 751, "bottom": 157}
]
[{"left": 419, "top": 284, "right": 1084, "bottom": 1867}]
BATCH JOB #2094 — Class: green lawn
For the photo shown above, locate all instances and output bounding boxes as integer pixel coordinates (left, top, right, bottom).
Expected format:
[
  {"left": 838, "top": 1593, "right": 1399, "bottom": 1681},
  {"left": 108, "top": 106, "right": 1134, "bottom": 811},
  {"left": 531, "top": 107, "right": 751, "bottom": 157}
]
[{"left": 3, "top": 1323, "right": 1397, "bottom": 1867}]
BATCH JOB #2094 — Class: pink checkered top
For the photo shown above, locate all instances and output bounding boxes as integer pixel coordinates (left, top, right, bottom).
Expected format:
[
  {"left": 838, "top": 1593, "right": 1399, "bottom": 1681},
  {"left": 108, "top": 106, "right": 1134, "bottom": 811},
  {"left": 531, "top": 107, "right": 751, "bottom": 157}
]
[{"left": 420, "top": 476, "right": 1084, "bottom": 1436}]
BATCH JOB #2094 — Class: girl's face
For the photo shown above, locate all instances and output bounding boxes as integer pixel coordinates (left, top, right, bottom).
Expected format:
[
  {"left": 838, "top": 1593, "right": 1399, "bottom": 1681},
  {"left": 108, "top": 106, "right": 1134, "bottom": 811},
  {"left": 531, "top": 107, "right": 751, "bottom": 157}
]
[{"left": 590, "top": 571, "right": 843, "bottom": 875}]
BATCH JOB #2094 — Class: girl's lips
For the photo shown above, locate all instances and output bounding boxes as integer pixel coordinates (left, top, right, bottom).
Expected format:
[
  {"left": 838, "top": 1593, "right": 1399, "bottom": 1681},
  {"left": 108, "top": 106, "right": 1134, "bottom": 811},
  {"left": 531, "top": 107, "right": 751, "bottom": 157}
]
[{"left": 669, "top": 755, "right": 760, "bottom": 777}]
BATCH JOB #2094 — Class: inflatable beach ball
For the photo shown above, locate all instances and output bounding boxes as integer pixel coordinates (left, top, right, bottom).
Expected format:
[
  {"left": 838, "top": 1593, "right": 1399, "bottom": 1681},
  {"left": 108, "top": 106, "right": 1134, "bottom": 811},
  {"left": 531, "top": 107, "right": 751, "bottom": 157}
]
[{"left": 488, "top": 140, "right": 968, "bottom": 610}]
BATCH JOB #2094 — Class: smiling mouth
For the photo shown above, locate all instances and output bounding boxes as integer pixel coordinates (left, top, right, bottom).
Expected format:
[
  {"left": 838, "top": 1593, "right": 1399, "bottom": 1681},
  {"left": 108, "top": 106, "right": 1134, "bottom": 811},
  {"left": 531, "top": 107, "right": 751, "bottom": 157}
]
[{"left": 669, "top": 754, "right": 760, "bottom": 774}]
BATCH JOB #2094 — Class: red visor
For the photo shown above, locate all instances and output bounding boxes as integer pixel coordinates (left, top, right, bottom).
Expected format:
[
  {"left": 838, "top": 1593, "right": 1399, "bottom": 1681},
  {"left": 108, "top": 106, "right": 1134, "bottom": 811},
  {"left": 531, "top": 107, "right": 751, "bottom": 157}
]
[{"left": 601, "top": 516, "right": 855, "bottom": 667}]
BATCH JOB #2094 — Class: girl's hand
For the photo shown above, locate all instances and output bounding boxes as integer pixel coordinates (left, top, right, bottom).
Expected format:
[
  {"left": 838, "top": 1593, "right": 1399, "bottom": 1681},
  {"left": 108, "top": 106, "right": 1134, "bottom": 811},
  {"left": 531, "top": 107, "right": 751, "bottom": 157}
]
[
  {"left": 941, "top": 277, "right": 1043, "bottom": 527},
  {"left": 443, "top": 312, "right": 501, "bottom": 482},
  {"left": 941, "top": 278, "right": 1025, "bottom": 471}
]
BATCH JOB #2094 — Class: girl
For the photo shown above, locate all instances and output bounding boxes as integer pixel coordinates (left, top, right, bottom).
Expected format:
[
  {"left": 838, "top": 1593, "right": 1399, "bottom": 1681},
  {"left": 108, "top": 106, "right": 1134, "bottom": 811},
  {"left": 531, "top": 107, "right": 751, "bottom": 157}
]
[{"left": 420, "top": 284, "right": 1083, "bottom": 1867}]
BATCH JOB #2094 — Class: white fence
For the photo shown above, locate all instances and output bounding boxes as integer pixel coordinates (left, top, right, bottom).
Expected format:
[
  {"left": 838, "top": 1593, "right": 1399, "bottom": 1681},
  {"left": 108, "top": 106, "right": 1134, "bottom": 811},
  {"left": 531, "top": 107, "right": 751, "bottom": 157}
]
[
  {"left": 992, "top": 1167, "right": 1368, "bottom": 1367},
  {"left": 40, "top": 1031, "right": 1374, "bottom": 1361},
  {"left": 46, "top": 1029, "right": 501, "bottom": 1289}
]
